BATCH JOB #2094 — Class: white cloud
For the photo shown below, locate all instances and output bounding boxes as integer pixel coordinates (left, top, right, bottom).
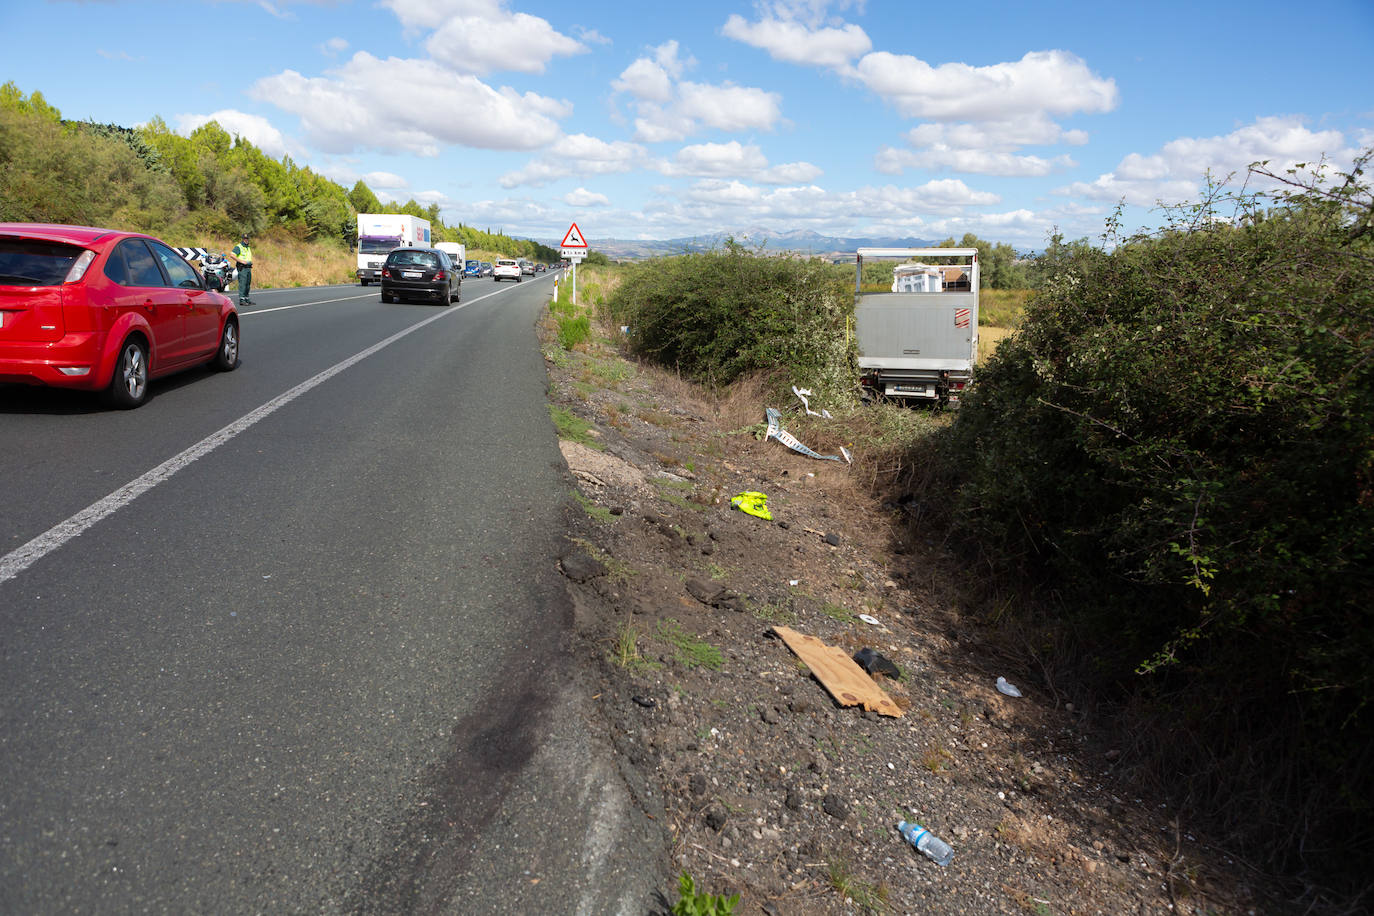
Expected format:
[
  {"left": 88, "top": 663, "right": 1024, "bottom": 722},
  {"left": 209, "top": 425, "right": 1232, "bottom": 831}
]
[
  {"left": 499, "top": 133, "right": 648, "bottom": 188},
  {"left": 565, "top": 188, "right": 610, "bottom": 207},
  {"left": 677, "top": 82, "right": 784, "bottom": 132},
  {"left": 320, "top": 36, "right": 348, "bottom": 55},
  {"left": 613, "top": 40, "right": 690, "bottom": 101},
  {"left": 847, "top": 49, "right": 1118, "bottom": 122},
  {"left": 665, "top": 141, "right": 769, "bottom": 177},
  {"left": 252, "top": 52, "right": 568, "bottom": 155},
  {"left": 1056, "top": 116, "right": 1352, "bottom": 207},
  {"left": 423, "top": 14, "right": 585, "bottom": 75},
  {"left": 875, "top": 145, "right": 1075, "bottom": 177},
  {"left": 657, "top": 141, "right": 821, "bottom": 185},
  {"left": 174, "top": 109, "right": 297, "bottom": 160},
  {"left": 905, "top": 115, "right": 1089, "bottom": 151},
  {"left": 722, "top": 13, "right": 870, "bottom": 69},
  {"left": 379, "top": 0, "right": 585, "bottom": 75},
  {"left": 613, "top": 42, "right": 782, "bottom": 142},
  {"left": 759, "top": 161, "right": 823, "bottom": 184},
  {"left": 362, "top": 171, "right": 409, "bottom": 189}
]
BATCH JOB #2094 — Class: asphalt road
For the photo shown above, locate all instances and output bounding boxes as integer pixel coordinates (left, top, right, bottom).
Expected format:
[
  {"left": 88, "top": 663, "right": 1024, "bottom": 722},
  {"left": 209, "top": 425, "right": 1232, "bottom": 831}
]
[{"left": 0, "top": 274, "right": 659, "bottom": 913}]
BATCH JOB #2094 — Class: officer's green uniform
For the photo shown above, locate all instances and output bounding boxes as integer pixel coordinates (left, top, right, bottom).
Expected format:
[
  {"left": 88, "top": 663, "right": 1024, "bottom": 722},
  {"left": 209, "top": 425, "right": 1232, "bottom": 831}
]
[{"left": 231, "top": 239, "right": 253, "bottom": 304}]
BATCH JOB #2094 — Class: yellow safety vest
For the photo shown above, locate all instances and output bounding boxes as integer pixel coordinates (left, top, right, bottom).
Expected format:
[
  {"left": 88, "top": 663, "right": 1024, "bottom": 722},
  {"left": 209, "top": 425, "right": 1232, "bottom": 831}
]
[{"left": 231, "top": 243, "right": 253, "bottom": 266}]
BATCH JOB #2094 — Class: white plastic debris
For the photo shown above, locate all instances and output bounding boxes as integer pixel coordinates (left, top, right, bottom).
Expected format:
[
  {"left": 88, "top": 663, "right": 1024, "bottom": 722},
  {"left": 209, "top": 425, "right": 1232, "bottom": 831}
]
[
  {"left": 858, "top": 614, "right": 882, "bottom": 626},
  {"left": 996, "top": 676, "right": 1023, "bottom": 698},
  {"left": 764, "top": 408, "right": 850, "bottom": 463},
  {"left": 792, "top": 386, "right": 833, "bottom": 419}
]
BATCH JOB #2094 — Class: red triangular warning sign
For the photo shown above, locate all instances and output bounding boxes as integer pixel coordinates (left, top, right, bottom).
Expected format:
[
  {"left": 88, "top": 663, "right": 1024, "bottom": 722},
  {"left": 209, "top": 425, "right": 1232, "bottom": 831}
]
[{"left": 561, "top": 223, "right": 587, "bottom": 248}]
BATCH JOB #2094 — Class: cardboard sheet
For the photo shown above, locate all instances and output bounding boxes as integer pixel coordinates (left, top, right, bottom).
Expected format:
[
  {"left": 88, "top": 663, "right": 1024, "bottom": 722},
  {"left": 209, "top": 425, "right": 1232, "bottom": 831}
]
[{"left": 772, "top": 626, "right": 903, "bottom": 718}]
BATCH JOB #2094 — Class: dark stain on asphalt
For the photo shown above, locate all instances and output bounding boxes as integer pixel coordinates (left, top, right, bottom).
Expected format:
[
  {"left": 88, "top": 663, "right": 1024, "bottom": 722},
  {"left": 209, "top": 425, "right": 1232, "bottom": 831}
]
[{"left": 345, "top": 593, "right": 573, "bottom": 915}]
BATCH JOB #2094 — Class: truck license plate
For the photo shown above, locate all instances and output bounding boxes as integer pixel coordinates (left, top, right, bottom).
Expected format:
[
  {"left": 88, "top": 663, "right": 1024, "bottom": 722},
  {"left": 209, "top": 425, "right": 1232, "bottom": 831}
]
[{"left": 893, "top": 384, "right": 927, "bottom": 393}]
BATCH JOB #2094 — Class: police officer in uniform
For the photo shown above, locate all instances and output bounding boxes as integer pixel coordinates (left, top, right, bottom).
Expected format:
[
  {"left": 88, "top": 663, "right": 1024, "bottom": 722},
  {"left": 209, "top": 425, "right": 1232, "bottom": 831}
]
[{"left": 231, "top": 234, "right": 254, "bottom": 305}]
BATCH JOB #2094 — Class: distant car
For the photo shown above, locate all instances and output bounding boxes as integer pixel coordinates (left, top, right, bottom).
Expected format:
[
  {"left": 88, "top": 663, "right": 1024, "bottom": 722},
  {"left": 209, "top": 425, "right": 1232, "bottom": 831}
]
[
  {"left": 493, "top": 258, "right": 522, "bottom": 282},
  {"left": 380, "top": 247, "right": 460, "bottom": 305},
  {"left": 0, "top": 222, "right": 240, "bottom": 408},
  {"left": 480, "top": 261, "right": 493, "bottom": 277},
  {"left": 518, "top": 259, "right": 535, "bottom": 276},
  {"left": 463, "top": 259, "right": 481, "bottom": 278},
  {"left": 535, "top": 263, "right": 546, "bottom": 273}
]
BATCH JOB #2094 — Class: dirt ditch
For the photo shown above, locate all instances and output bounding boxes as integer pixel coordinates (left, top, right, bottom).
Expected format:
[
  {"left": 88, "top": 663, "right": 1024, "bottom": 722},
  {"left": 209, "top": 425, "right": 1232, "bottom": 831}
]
[{"left": 542, "top": 321, "right": 1274, "bottom": 916}]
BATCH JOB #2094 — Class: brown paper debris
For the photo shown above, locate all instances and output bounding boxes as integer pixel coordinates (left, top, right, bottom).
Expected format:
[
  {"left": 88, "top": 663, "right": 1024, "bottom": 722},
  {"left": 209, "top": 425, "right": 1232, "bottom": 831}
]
[{"left": 772, "top": 625, "right": 903, "bottom": 718}]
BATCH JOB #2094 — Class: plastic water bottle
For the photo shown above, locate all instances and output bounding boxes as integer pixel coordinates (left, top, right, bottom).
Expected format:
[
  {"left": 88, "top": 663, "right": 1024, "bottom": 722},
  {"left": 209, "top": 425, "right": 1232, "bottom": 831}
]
[{"left": 897, "top": 820, "right": 954, "bottom": 866}]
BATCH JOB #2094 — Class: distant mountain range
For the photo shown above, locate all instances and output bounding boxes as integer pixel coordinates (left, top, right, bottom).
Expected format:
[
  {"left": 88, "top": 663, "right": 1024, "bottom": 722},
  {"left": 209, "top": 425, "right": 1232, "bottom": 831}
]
[{"left": 537, "top": 228, "right": 947, "bottom": 261}]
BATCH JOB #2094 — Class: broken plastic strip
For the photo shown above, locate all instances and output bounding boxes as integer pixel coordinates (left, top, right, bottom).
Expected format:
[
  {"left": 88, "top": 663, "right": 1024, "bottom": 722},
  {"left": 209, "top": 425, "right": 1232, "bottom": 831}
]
[
  {"left": 791, "top": 386, "right": 832, "bottom": 419},
  {"left": 765, "top": 408, "right": 851, "bottom": 463}
]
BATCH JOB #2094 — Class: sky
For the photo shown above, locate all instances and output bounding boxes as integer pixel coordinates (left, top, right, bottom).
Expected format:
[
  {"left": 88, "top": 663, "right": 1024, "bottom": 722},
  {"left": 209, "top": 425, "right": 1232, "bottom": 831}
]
[{"left": 5, "top": 0, "right": 1372, "bottom": 249}]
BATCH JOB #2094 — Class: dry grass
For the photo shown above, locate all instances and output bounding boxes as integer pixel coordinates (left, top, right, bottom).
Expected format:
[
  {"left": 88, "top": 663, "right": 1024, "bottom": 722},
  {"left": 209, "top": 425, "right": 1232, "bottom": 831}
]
[
  {"left": 979, "top": 325, "right": 1016, "bottom": 361},
  {"left": 193, "top": 235, "right": 356, "bottom": 289}
]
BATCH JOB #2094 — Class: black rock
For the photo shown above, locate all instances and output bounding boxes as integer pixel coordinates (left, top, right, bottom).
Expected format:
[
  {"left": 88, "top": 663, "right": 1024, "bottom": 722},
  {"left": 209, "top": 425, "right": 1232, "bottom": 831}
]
[
  {"left": 821, "top": 794, "right": 850, "bottom": 820},
  {"left": 823, "top": 533, "right": 841, "bottom": 546},
  {"left": 686, "top": 578, "right": 726, "bottom": 604},
  {"left": 560, "top": 553, "right": 606, "bottom": 583}
]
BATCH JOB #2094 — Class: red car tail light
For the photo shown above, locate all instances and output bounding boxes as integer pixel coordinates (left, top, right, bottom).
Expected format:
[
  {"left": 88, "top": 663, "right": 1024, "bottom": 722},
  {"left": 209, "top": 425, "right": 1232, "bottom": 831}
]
[
  {"left": 434, "top": 270, "right": 446, "bottom": 280},
  {"left": 382, "top": 266, "right": 391, "bottom": 278}
]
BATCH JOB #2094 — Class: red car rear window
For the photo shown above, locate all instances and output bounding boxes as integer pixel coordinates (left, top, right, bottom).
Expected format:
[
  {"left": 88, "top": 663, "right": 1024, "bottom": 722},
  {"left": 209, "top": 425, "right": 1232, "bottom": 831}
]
[{"left": 0, "top": 238, "right": 84, "bottom": 286}]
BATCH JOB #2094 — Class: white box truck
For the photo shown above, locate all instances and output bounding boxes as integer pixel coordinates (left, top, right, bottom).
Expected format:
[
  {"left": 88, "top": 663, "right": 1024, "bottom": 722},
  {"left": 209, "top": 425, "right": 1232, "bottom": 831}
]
[
  {"left": 854, "top": 247, "right": 979, "bottom": 405},
  {"left": 356, "top": 214, "right": 432, "bottom": 285},
  {"left": 434, "top": 241, "right": 466, "bottom": 270}
]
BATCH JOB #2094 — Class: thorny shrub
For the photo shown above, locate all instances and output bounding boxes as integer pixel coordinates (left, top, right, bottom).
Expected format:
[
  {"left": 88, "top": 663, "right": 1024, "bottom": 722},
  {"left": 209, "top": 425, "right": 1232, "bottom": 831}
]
[
  {"left": 929, "top": 154, "right": 1374, "bottom": 899},
  {"left": 603, "top": 240, "right": 855, "bottom": 404}
]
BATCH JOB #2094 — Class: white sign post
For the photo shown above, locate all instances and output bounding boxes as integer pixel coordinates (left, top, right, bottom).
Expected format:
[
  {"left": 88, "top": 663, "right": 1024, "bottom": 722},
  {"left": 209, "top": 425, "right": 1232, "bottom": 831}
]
[{"left": 559, "top": 222, "right": 588, "bottom": 305}]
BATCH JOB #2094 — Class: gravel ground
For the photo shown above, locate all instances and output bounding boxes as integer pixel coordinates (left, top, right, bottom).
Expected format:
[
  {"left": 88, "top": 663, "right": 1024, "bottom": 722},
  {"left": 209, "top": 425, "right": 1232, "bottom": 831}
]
[{"left": 542, "top": 320, "right": 1277, "bottom": 916}]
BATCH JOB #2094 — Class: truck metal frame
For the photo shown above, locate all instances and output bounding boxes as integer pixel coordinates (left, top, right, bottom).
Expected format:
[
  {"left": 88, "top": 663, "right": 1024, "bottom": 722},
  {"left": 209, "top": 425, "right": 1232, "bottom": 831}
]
[{"left": 854, "top": 247, "right": 979, "bottom": 404}]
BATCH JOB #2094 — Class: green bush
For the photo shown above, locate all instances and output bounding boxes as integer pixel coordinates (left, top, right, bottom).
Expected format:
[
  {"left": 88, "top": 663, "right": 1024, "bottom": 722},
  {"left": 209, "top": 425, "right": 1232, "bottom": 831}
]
[
  {"left": 556, "top": 313, "right": 591, "bottom": 350},
  {"left": 931, "top": 155, "right": 1374, "bottom": 892},
  {"left": 605, "top": 241, "right": 854, "bottom": 403}
]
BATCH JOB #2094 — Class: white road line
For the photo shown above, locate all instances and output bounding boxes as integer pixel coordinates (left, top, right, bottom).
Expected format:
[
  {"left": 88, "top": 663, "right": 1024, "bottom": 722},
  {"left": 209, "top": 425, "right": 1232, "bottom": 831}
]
[{"left": 0, "top": 285, "right": 512, "bottom": 586}]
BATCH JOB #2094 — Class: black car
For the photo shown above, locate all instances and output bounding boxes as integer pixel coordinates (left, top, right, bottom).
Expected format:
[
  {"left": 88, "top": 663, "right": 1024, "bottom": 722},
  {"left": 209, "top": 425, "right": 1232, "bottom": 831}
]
[{"left": 379, "top": 247, "right": 460, "bottom": 305}]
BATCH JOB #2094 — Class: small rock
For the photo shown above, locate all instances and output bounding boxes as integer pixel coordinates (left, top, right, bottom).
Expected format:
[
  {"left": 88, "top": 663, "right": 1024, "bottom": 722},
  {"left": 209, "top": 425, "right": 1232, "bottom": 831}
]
[
  {"left": 686, "top": 578, "right": 726, "bottom": 604},
  {"left": 777, "top": 521, "right": 790, "bottom": 530},
  {"left": 1105, "top": 749, "right": 1121, "bottom": 762},
  {"left": 760, "top": 706, "right": 780, "bottom": 725},
  {"left": 609, "top": 506, "right": 625, "bottom": 516},
  {"left": 700, "top": 543, "right": 715, "bottom": 556},
  {"left": 809, "top": 754, "right": 828, "bottom": 776},
  {"left": 689, "top": 773, "right": 708, "bottom": 797},
  {"left": 823, "top": 533, "right": 840, "bottom": 546},
  {"left": 560, "top": 553, "right": 606, "bottom": 583},
  {"left": 785, "top": 789, "right": 804, "bottom": 811},
  {"left": 821, "top": 794, "right": 850, "bottom": 820}
]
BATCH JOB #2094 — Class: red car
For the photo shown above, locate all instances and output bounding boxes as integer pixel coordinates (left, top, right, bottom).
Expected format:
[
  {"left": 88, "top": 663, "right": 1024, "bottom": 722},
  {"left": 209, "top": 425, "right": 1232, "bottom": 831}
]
[{"left": 0, "top": 223, "right": 240, "bottom": 408}]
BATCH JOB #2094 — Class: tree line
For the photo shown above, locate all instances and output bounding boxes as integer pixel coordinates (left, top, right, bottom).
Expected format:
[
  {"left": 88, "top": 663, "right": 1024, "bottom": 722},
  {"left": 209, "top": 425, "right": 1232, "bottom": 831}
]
[{"left": 0, "top": 82, "right": 558, "bottom": 262}]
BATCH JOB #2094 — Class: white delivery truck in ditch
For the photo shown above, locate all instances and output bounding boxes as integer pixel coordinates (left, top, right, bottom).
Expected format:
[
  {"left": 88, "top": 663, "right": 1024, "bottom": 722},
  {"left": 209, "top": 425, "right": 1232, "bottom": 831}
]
[
  {"left": 854, "top": 247, "right": 979, "bottom": 405},
  {"left": 355, "top": 214, "right": 432, "bottom": 285}
]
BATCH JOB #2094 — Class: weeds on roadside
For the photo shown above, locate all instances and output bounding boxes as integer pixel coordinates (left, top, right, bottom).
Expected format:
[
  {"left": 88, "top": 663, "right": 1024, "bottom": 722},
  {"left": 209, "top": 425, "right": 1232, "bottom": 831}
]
[
  {"left": 572, "top": 490, "right": 614, "bottom": 522},
  {"left": 671, "top": 872, "right": 738, "bottom": 916},
  {"left": 568, "top": 537, "right": 635, "bottom": 583},
  {"left": 549, "top": 404, "right": 602, "bottom": 449},
  {"left": 610, "top": 620, "right": 661, "bottom": 674},
  {"left": 657, "top": 619, "right": 724, "bottom": 670},
  {"left": 826, "top": 859, "right": 890, "bottom": 914}
]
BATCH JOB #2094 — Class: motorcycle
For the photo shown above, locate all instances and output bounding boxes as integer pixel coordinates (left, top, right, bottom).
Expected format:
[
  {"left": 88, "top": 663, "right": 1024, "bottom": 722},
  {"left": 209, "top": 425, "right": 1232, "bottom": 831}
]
[{"left": 199, "top": 252, "right": 235, "bottom": 290}]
